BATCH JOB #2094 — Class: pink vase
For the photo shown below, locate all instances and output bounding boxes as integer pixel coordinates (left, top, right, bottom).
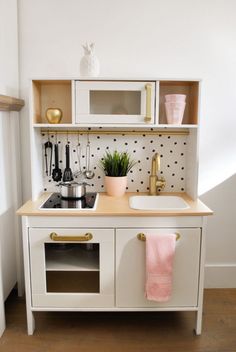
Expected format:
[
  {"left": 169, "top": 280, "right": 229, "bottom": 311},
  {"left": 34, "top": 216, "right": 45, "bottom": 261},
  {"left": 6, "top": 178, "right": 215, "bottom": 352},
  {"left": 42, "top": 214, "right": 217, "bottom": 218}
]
[{"left": 105, "top": 176, "right": 127, "bottom": 197}]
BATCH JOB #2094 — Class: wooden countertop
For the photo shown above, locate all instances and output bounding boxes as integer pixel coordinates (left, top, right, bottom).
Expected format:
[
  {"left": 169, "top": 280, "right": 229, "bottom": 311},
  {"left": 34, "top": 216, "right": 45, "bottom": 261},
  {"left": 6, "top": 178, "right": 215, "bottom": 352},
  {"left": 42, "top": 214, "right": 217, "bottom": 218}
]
[{"left": 17, "top": 192, "right": 213, "bottom": 217}]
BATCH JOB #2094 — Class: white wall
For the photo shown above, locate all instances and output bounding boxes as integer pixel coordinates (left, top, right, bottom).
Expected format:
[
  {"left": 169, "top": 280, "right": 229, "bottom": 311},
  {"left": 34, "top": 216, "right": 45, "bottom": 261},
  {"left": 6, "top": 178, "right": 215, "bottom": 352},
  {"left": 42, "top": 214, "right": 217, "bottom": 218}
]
[
  {"left": 18, "top": 0, "right": 236, "bottom": 287},
  {"left": 0, "top": 0, "right": 21, "bottom": 335}
]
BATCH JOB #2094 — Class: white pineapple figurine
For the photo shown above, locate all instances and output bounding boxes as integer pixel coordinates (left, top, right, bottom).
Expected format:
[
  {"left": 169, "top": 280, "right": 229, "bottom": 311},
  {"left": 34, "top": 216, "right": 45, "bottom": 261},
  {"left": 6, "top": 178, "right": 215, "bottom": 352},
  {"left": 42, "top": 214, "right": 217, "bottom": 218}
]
[{"left": 80, "top": 42, "right": 100, "bottom": 77}]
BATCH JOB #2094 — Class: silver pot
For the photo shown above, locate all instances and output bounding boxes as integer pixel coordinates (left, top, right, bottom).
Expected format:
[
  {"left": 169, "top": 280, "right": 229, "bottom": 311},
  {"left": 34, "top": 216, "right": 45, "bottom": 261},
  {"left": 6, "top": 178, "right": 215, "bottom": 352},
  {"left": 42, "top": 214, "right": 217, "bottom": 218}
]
[{"left": 59, "top": 181, "right": 88, "bottom": 199}]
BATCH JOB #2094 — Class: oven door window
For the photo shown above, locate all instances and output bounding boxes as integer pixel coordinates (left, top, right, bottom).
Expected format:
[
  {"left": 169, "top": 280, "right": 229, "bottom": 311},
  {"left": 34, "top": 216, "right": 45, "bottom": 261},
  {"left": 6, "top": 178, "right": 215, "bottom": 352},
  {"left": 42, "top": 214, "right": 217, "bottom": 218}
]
[{"left": 44, "top": 243, "right": 100, "bottom": 293}]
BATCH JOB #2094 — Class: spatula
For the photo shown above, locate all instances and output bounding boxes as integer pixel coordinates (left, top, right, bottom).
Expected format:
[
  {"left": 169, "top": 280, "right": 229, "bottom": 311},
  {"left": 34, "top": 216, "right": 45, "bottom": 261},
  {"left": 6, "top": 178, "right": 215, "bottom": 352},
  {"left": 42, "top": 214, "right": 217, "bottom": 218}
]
[
  {"left": 52, "top": 143, "right": 62, "bottom": 182},
  {"left": 62, "top": 144, "right": 74, "bottom": 182}
]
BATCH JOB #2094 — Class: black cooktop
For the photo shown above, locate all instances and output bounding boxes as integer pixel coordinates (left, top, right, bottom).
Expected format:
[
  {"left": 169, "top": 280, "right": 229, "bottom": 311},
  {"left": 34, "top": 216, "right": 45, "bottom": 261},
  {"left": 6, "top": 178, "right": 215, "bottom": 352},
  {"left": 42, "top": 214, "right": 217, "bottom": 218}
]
[{"left": 41, "top": 192, "right": 98, "bottom": 209}]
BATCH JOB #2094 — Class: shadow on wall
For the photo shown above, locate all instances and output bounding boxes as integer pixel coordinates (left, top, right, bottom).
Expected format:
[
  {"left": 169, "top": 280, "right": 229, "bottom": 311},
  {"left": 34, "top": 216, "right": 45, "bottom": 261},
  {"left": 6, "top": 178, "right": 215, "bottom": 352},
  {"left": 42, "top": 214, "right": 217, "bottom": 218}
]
[{"left": 200, "top": 173, "right": 236, "bottom": 264}]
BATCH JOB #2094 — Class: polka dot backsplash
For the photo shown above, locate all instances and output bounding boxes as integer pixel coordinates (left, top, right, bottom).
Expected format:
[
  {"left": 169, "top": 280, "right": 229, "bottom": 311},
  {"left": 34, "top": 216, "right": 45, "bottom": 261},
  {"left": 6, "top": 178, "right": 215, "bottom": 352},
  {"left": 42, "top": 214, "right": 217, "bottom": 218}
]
[{"left": 42, "top": 133, "right": 187, "bottom": 193}]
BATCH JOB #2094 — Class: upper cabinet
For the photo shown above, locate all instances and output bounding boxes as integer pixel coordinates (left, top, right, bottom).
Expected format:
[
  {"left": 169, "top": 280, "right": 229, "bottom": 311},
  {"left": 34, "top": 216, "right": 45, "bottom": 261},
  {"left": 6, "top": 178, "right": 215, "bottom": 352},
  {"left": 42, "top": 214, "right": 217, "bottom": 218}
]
[
  {"left": 32, "top": 80, "right": 73, "bottom": 125},
  {"left": 75, "top": 81, "right": 156, "bottom": 125},
  {"left": 31, "top": 78, "right": 200, "bottom": 128},
  {"left": 158, "top": 81, "right": 199, "bottom": 126}
]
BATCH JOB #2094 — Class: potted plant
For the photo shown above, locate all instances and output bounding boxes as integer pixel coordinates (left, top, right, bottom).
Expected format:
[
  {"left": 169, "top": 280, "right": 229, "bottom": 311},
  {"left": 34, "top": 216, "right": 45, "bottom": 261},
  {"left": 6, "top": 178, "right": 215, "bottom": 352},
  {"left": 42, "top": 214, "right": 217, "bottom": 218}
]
[{"left": 100, "top": 151, "right": 136, "bottom": 197}]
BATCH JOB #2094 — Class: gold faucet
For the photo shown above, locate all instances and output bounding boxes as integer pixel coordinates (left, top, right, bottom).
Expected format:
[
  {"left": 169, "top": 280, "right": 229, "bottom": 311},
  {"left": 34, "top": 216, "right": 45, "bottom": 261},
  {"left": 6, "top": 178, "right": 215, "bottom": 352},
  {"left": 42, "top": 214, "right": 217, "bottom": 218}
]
[{"left": 149, "top": 153, "right": 166, "bottom": 195}]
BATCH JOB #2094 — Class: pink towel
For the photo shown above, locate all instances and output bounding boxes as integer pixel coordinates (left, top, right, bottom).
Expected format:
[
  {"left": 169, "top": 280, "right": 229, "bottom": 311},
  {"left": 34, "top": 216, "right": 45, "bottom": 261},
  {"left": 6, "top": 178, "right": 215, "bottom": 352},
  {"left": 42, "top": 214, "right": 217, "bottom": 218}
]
[{"left": 145, "top": 233, "right": 176, "bottom": 302}]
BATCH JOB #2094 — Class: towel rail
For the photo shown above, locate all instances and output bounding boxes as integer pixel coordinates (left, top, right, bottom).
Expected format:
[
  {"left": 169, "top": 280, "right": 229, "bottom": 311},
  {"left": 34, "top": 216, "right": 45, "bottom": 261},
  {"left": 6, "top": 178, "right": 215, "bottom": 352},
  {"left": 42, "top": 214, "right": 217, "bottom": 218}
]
[{"left": 137, "top": 232, "right": 180, "bottom": 241}]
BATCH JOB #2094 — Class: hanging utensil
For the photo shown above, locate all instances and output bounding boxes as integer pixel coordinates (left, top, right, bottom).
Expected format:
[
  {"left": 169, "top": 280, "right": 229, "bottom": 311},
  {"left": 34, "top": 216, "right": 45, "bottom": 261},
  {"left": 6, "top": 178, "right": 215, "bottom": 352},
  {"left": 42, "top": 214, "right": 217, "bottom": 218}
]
[
  {"left": 83, "top": 134, "right": 95, "bottom": 179},
  {"left": 74, "top": 134, "right": 83, "bottom": 179},
  {"left": 63, "top": 143, "right": 74, "bottom": 182},
  {"left": 44, "top": 134, "right": 53, "bottom": 176},
  {"left": 52, "top": 143, "right": 62, "bottom": 182}
]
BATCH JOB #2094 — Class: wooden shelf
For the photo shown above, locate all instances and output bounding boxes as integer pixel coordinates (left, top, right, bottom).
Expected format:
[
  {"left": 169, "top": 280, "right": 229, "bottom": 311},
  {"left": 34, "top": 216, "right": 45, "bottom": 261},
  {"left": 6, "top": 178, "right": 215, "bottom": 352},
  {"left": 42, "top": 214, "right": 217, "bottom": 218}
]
[
  {"left": 32, "top": 80, "right": 72, "bottom": 124},
  {"left": 159, "top": 81, "right": 199, "bottom": 125},
  {"left": 0, "top": 94, "right": 25, "bottom": 111}
]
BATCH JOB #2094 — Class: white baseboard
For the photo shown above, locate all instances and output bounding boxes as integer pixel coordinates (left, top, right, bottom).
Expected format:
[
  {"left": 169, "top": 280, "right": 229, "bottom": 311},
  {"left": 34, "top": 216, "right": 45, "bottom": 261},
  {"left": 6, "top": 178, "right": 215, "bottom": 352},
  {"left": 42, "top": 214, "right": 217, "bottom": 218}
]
[{"left": 204, "top": 264, "right": 236, "bottom": 288}]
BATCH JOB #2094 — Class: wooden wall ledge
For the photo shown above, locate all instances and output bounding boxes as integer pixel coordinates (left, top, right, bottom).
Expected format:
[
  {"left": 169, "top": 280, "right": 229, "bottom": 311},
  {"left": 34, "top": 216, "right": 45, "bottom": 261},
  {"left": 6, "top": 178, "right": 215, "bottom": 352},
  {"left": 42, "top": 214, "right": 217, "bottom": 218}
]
[{"left": 0, "top": 94, "right": 25, "bottom": 112}]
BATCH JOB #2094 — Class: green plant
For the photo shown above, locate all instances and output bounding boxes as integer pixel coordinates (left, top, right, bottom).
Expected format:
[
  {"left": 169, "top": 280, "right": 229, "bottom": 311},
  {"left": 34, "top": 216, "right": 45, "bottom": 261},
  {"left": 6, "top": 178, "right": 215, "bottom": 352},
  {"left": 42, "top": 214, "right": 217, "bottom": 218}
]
[{"left": 100, "top": 150, "right": 136, "bottom": 177}]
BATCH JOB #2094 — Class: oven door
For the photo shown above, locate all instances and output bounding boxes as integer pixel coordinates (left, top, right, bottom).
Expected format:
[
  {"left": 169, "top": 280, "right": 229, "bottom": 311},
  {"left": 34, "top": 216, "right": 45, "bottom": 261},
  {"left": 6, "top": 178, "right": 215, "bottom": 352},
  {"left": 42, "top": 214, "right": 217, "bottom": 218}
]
[
  {"left": 75, "top": 80, "right": 156, "bottom": 125},
  {"left": 29, "top": 228, "right": 114, "bottom": 308}
]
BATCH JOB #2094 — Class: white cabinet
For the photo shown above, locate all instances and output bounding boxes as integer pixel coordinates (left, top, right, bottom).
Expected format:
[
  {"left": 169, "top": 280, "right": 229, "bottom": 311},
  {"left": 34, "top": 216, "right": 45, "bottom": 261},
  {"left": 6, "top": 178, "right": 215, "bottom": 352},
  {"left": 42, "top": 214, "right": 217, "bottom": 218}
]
[
  {"left": 19, "top": 215, "right": 208, "bottom": 335},
  {"left": 75, "top": 81, "right": 156, "bottom": 125},
  {"left": 116, "top": 228, "right": 201, "bottom": 307},
  {"left": 29, "top": 228, "right": 114, "bottom": 308}
]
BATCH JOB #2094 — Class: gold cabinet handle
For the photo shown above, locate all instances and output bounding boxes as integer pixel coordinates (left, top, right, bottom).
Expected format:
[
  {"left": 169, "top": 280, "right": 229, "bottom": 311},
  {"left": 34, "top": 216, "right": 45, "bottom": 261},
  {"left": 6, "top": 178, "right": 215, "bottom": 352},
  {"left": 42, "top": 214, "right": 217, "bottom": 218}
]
[
  {"left": 144, "top": 83, "right": 152, "bottom": 123},
  {"left": 50, "top": 232, "right": 93, "bottom": 242},
  {"left": 137, "top": 232, "right": 180, "bottom": 241}
]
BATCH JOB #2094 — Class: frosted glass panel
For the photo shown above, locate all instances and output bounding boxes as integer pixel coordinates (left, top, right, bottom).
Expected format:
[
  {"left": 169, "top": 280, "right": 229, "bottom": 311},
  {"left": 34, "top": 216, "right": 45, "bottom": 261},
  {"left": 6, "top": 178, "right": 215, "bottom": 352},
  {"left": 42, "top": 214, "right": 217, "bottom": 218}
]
[{"left": 90, "top": 90, "right": 141, "bottom": 115}]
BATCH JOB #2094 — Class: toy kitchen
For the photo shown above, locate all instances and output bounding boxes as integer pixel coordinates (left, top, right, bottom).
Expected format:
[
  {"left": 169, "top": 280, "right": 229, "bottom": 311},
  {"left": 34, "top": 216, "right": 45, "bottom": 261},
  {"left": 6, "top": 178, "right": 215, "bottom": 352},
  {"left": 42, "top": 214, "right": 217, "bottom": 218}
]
[{"left": 17, "top": 78, "right": 213, "bottom": 336}]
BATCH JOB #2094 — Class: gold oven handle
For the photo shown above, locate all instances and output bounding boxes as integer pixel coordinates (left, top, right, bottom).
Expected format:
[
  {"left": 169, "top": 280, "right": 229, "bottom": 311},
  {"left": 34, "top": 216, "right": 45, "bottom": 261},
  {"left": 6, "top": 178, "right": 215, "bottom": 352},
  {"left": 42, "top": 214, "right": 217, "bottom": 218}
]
[
  {"left": 50, "top": 232, "right": 93, "bottom": 242},
  {"left": 137, "top": 232, "right": 180, "bottom": 241},
  {"left": 144, "top": 83, "right": 152, "bottom": 123}
]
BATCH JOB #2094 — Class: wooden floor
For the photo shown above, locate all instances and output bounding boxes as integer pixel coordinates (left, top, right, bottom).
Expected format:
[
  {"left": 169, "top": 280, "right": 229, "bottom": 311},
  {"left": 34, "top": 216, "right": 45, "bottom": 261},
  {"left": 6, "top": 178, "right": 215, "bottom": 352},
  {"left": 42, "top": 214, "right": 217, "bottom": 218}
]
[{"left": 1, "top": 289, "right": 236, "bottom": 352}]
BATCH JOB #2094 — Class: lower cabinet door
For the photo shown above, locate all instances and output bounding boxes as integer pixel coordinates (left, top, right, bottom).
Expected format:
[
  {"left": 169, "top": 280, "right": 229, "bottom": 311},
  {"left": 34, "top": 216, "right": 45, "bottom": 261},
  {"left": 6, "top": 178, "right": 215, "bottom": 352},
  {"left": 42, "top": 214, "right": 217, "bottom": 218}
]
[
  {"left": 29, "top": 228, "right": 114, "bottom": 308},
  {"left": 116, "top": 228, "right": 201, "bottom": 307}
]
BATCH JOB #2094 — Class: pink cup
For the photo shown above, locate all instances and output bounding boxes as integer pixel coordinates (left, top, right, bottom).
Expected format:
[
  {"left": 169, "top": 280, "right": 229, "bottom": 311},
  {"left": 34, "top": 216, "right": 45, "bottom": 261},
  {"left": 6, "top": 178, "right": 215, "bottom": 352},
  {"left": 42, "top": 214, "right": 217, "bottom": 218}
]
[
  {"left": 165, "top": 102, "right": 186, "bottom": 124},
  {"left": 165, "top": 94, "right": 186, "bottom": 103}
]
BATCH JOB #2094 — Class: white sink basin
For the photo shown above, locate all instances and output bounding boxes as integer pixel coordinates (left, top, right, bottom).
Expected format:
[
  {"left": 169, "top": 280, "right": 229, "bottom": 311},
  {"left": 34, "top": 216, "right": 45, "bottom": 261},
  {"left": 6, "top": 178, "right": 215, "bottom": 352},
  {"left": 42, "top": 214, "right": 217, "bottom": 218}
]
[{"left": 129, "top": 195, "right": 190, "bottom": 210}]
